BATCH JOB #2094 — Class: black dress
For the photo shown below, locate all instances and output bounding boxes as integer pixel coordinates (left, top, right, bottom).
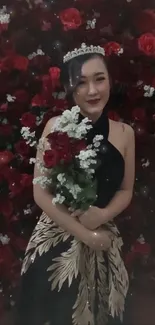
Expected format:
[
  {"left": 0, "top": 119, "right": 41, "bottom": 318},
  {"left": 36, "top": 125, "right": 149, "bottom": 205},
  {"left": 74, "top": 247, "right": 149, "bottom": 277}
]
[{"left": 16, "top": 111, "right": 129, "bottom": 325}]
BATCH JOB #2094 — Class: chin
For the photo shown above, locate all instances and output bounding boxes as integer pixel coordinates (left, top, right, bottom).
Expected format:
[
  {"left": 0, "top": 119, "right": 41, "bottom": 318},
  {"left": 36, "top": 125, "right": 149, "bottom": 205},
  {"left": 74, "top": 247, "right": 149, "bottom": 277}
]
[
  {"left": 80, "top": 101, "right": 106, "bottom": 119},
  {"left": 87, "top": 105, "right": 104, "bottom": 116}
]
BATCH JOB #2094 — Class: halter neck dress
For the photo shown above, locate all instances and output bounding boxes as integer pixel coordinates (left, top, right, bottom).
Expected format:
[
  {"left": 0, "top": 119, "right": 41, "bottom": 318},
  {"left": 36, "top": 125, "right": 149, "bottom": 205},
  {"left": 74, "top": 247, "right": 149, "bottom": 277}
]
[{"left": 16, "top": 110, "right": 128, "bottom": 325}]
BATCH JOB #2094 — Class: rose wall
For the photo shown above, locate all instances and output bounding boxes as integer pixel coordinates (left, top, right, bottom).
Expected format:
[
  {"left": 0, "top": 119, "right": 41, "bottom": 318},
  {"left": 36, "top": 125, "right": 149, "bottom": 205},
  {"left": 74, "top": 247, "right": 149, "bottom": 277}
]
[{"left": 0, "top": 0, "right": 155, "bottom": 319}]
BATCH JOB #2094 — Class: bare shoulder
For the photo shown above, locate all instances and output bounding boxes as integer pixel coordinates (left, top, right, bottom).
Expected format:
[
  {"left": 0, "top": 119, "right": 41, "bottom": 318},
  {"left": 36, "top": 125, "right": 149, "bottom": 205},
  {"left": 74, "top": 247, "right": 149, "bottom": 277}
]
[
  {"left": 45, "top": 116, "right": 59, "bottom": 130},
  {"left": 110, "top": 119, "right": 134, "bottom": 141},
  {"left": 43, "top": 116, "right": 60, "bottom": 136}
]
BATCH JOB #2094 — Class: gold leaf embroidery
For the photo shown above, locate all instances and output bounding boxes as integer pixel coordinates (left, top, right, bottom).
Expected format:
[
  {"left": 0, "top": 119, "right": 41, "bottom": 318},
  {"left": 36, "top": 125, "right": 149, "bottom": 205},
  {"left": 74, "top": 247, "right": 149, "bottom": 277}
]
[
  {"left": 47, "top": 239, "right": 81, "bottom": 291},
  {"left": 21, "top": 212, "right": 70, "bottom": 274},
  {"left": 72, "top": 274, "right": 94, "bottom": 325},
  {"left": 107, "top": 223, "right": 129, "bottom": 321},
  {"left": 21, "top": 213, "right": 129, "bottom": 324},
  {"left": 72, "top": 245, "right": 95, "bottom": 325},
  {"left": 96, "top": 251, "right": 109, "bottom": 325}
]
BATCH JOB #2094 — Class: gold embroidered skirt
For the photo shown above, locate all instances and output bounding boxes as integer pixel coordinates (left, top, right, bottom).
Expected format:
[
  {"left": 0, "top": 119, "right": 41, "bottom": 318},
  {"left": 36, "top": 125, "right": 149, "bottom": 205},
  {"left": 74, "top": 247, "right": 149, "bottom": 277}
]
[{"left": 17, "top": 212, "right": 129, "bottom": 325}]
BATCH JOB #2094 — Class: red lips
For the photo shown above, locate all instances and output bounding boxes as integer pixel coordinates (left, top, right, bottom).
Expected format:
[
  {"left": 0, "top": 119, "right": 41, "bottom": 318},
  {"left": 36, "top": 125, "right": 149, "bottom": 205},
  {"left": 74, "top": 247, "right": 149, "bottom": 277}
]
[{"left": 87, "top": 99, "right": 100, "bottom": 105}]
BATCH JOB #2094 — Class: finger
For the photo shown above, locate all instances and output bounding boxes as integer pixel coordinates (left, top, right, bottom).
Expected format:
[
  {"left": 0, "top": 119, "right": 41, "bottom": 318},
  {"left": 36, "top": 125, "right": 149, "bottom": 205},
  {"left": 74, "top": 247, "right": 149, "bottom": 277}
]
[
  {"left": 68, "top": 207, "right": 74, "bottom": 212},
  {"left": 71, "top": 210, "right": 83, "bottom": 218}
]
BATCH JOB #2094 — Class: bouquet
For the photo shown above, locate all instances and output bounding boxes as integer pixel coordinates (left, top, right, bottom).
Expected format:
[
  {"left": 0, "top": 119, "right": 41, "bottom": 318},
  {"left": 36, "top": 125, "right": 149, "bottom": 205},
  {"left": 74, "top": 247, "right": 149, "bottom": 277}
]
[{"left": 33, "top": 105, "right": 103, "bottom": 211}]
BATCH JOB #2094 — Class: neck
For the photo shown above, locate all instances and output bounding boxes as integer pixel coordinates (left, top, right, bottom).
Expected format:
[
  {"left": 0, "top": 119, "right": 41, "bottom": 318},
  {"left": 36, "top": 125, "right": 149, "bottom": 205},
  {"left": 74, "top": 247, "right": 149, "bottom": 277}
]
[{"left": 80, "top": 110, "right": 103, "bottom": 123}]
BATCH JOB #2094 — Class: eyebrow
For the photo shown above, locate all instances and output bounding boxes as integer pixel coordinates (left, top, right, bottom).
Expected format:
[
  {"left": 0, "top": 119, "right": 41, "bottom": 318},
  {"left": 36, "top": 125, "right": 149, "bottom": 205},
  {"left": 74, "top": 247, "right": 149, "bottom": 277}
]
[{"left": 81, "top": 72, "right": 105, "bottom": 78}]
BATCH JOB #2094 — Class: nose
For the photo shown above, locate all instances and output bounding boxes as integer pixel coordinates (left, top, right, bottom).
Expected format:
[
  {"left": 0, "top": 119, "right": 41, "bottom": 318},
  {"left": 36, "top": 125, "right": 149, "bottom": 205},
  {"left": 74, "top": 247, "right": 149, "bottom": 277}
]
[{"left": 87, "top": 82, "right": 98, "bottom": 96}]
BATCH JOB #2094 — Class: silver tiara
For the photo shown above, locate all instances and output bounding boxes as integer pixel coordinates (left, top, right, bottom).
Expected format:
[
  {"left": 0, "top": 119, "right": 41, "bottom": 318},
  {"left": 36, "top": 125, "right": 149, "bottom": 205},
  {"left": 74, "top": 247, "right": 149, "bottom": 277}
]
[{"left": 63, "top": 43, "right": 105, "bottom": 63}]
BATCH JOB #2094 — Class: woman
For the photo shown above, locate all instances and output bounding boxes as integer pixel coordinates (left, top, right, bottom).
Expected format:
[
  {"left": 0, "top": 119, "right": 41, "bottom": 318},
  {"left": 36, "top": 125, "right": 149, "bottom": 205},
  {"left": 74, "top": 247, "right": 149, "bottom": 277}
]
[{"left": 17, "top": 44, "right": 135, "bottom": 325}]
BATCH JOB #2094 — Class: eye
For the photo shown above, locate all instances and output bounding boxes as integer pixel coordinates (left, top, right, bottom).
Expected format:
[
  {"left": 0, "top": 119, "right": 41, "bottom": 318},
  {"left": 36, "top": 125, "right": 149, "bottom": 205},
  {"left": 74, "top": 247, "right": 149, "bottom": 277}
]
[
  {"left": 96, "top": 77, "right": 105, "bottom": 82},
  {"left": 78, "top": 80, "right": 85, "bottom": 85}
]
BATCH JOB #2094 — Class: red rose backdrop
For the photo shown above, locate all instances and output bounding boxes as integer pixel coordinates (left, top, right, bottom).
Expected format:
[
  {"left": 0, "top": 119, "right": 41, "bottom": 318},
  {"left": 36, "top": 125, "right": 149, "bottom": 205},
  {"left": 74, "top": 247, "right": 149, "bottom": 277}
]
[{"left": 0, "top": 0, "right": 155, "bottom": 321}]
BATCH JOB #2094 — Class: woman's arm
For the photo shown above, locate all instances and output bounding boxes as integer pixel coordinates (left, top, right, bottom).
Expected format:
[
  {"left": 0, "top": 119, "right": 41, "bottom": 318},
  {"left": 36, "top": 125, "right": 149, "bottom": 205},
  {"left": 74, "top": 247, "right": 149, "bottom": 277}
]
[{"left": 33, "top": 118, "right": 112, "bottom": 250}]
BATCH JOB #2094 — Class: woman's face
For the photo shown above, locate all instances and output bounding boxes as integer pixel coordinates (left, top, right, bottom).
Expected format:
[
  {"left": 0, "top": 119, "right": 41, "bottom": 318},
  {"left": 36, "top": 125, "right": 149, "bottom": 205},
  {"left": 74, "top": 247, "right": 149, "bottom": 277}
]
[{"left": 73, "top": 55, "right": 110, "bottom": 120}]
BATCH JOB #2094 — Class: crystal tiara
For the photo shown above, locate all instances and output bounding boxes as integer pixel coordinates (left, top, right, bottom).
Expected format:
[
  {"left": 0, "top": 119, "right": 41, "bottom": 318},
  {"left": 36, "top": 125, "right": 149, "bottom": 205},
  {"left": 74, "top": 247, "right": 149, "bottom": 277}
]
[{"left": 63, "top": 43, "right": 105, "bottom": 63}]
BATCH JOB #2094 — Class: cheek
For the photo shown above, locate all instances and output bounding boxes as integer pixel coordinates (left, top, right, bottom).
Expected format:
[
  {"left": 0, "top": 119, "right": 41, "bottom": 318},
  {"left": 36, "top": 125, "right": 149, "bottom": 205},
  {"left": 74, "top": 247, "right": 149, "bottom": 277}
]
[
  {"left": 73, "top": 89, "right": 85, "bottom": 104},
  {"left": 99, "top": 81, "right": 110, "bottom": 97}
]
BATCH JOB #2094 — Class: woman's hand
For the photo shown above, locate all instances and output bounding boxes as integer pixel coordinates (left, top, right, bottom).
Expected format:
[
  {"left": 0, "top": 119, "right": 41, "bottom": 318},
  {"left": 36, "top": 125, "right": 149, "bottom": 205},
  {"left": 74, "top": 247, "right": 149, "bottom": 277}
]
[
  {"left": 86, "top": 228, "right": 113, "bottom": 251},
  {"left": 71, "top": 206, "right": 103, "bottom": 230}
]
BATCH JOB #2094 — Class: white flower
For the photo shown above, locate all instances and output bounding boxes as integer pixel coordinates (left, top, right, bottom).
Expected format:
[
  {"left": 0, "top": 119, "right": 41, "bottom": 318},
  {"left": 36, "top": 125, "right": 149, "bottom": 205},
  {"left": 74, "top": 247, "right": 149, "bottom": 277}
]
[
  {"left": 86, "top": 18, "right": 96, "bottom": 30},
  {"left": 137, "top": 234, "right": 145, "bottom": 244},
  {"left": 33, "top": 176, "right": 52, "bottom": 189},
  {"left": 93, "top": 134, "right": 103, "bottom": 148},
  {"left": 28, "top": 48, "right": 45, "bottom": 60},
  {"left": 53, "top": 92, "right": 66, "bottom": 99},
  {"left": 53, "top": 106, "right": 80, "bottom": 129},
  {"left": 144, "top": 85, "right": 155, "bottom": 98},
  {"left": 24, "top": 207, "right": 32, "bottom": 215},
  {"left": 29, "top": 158, "right": 36, "bottom": 164},
  {"left": 36, "top": 160, "right": 49, "bottom": 174},
  {"left": 52, "top": 105, "right": 92, "bottom": 139},
  {"left": 0, "top": 234, "right": 10, "bottom": 245},
  {"left": 52, "top": 194, "right": 65, "bottom": 205},
  {"left": 118, "top": 47, "right": 123, "bottom": 55},
  {"left": 21, "top": 126, "right": 30, "bottom": 137},
  {"left": 93, "top": 135, "right": 104, "bottom": 142},
  {"left": 77, "top": 148, "right": 97, "bottom": 170},
  {"left": 65, "top": 183, "right": 81, "bottom": 199},
  {"left": 141, "top": 158, "right": 150, "bottom": 168},
  {"left": 21, "top": 127, "right": 37, "bottom": 147},
  {"left": 77, "top": 148, "right": 96, "bottom": 161},
  {"left": 69, "top": 184, "right": 81, "bottom": 199},
  {"left": 0, "top": 13, "right": 10, "bottom": 24},
  {"left": 57, "top": 173, "right": 66, "bottom": 185},
  {"left": 36, "top": 113, "right": 45, "bottom": 126},
  {"left": 36, "top": 49, "right": 45, "bottom": 56},
  {"left": 6, "top": 94, "right": 16, "bottom": 102}
]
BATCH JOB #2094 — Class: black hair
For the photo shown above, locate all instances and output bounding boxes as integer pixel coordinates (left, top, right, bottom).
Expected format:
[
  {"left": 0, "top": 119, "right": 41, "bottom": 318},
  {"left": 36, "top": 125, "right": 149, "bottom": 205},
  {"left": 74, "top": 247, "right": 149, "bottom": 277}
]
[{"left": 60, "top": 53, "right": 109, "bottom": 104}]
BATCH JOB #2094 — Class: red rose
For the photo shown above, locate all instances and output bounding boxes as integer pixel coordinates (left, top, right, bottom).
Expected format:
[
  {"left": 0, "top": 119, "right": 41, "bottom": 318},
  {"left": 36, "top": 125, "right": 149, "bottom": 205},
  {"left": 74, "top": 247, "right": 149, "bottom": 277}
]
[
  {"left": 52, "top": 98, "right": 68, "bottom": 111},
  {"left": 31, "top": 93, "right": 47, "bottom": 107},
  {"left": 74, "top": 0, "right": 95, "bottom": 8},
  {"left": 124, "top": 251, "right": 136, "bottom": 271},
  {"left": 108, "top": 111, "right": 120, "bottom": 121},
  {"left": 13, "top": 55, "right": 29, "bottom": 71},
  {"left": 47, "top": 132, "right": 71, "bottom": 150},
  {"left": 104, "top": 42, "right": 122, "bottom": 56},
  {"left": 0, "top": 199, "right": 13, "bottom": 217},
  {"left": 132, "top": 107, "right": 146, "bottom": 122},
  {"left": 134, "top": 10, "right": 155, "bottom": 34},
  {"left": 13, "top": 90, "right": 29, "bottom": 103},
  {"left": 0, "top": 124, "right": 12, "bottom": 136},
  {"left": 21, "top": 174, "right": 33, "bottom": 187},
  {"left": 44, "top": 149, "right": 60, "bottom": 168},
  {"left": 138, "top": 33, "right": 155, "bottom": 56},
  {"left": 0, "top": 56, "right": 13, "bottom": 72},
  {"left": 71, "top": 139, "right": 87, "bottom": 155},
  {"left": 0, "top": 103, "right": 8, "bottom": 112},
  {"left": 15, "top": 140, "right": 30, "bottom": 156},
  {"left": 41, "top": 20, "right": 52, "bottom": 31},
  {"left": 49, "top": 67, "right": 60, "bottom": 89},
  {"left": 58, "top": 148, "right": 72, "bottom": 163},
  {"left": 46, "top": 132, "right": 73, "bottom": 165},
  {"left": 133, "top": 242, "right": 151, "bottom": 255},
  {"left": 21, "top": 112, "right": 36, "bottom": 128},
  {"left": 0, "top": 151, "right": 14, "bottom": 168},
  {"left": 42, "top": 100, "right": 68, "bottom": 125},
  {"left": 60, "top": 8, "right": 82, "bottom": 31},
  {"left": 0, "top": 23, "right": 9, "bottom": 33},
  {"left": 9, "top": 181, "right": 22, "bottom": 197}
]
